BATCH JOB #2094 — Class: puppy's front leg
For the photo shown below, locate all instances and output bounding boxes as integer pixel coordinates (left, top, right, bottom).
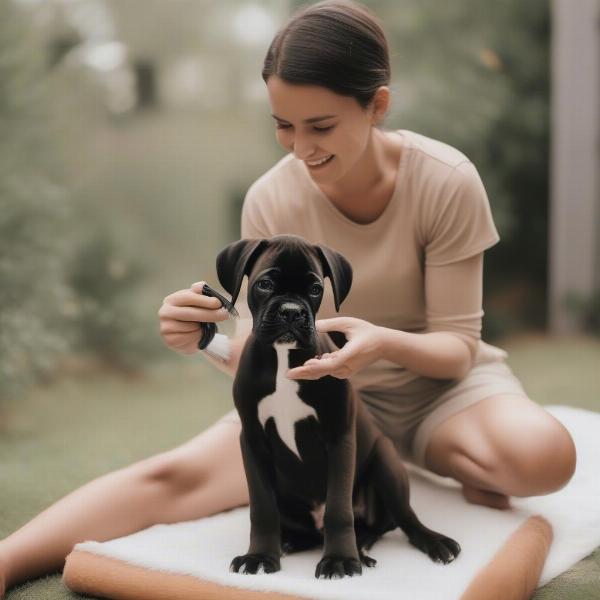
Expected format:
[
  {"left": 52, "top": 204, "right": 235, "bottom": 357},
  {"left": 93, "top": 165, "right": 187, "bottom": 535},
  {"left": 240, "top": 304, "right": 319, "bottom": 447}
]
[
  {"left": 230, "top": 431, "right": 281, "bottom": 574},
  {"left": 316, "top": 427, "right": 362, "bottom": 579}
]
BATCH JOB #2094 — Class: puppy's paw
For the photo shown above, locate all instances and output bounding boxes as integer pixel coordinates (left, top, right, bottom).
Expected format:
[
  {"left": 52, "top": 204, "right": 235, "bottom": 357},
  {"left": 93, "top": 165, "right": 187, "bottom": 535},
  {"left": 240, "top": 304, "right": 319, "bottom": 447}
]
[
  {"left": 229, "top": 553, "right": 280, "bottom": 575},
  {"left": 315, "top": 555, "right": 362, "bottom": 579},
  {"left": 429, "top": 535, "right": 461, "bottom": 564},
  {"left": 410, "top": 532, "right": 461, "bottom": 565},
  {"left": 358, "top": 550, "right": 377, "bottom": 568}
]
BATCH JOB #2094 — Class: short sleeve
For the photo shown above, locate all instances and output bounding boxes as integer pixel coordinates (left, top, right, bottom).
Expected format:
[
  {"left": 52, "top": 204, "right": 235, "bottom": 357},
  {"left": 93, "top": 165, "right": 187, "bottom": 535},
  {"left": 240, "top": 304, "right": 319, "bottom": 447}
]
[{"left": 424, "top": 161, "right": 500, "bottom": 266}]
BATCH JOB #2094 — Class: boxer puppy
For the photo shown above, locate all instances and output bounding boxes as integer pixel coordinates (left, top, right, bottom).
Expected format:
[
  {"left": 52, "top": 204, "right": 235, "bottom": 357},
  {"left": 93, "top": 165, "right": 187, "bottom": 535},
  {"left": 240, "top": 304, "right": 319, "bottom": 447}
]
[{"left": 216, "top": 234, "right": 460, "bottom": 579}]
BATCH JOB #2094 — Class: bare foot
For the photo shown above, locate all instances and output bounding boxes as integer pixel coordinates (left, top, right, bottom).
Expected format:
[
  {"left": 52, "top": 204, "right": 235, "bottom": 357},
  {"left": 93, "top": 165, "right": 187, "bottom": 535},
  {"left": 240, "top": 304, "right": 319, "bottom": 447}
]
[{"left": 462, "top": 483, "right": 511, "bottom": 509}]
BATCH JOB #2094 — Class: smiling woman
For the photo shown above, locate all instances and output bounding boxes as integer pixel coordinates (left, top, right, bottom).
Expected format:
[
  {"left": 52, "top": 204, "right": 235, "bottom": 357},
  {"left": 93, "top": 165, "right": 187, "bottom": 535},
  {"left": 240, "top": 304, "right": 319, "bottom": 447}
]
[
  {"left": 265, "top": 77, "right": 398, "bottom": 225},
  {"left": 261, "top": 1, "right": 395, "bottom": 219}
]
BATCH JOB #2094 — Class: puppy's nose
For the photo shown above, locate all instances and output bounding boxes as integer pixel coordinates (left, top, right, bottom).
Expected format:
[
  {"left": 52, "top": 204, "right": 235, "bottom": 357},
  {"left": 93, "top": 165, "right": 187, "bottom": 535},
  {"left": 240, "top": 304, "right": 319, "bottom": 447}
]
[{"left": 278, "top": 302, "right": 307, "bottom": 324}]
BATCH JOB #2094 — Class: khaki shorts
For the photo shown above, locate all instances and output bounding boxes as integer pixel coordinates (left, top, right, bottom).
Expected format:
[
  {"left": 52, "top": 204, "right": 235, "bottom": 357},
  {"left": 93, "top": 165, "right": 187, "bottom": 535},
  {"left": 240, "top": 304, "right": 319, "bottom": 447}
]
[{"left": 215, "top": 360, "right": 528, "bottom": 470}]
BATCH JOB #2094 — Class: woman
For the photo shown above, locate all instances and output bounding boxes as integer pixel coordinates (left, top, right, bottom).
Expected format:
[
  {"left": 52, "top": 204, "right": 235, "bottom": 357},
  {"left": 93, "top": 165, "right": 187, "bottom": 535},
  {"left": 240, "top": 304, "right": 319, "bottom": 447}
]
[{"left": 0, "top": 1, "right": 575, "bottom": 596}]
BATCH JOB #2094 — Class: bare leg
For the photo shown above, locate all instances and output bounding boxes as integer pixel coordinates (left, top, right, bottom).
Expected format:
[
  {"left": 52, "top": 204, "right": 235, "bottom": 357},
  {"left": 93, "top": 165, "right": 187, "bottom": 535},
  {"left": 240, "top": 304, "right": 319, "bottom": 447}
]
[
  {"left": 0, "top": 418, "right": 247, "bottom": 596},
  {"left": 424, "top": 394, "right": 576, "bottom": 509}
]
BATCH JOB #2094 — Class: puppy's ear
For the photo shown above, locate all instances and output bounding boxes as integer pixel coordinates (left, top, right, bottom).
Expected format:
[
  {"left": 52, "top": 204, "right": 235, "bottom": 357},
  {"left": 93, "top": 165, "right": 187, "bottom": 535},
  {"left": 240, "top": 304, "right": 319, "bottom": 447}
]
[
  {"left": 216, "top": 238, "right": 268, "bottom": 306},
  {"left": 314, "top": 244, "right": 353, "bottom": 311}
]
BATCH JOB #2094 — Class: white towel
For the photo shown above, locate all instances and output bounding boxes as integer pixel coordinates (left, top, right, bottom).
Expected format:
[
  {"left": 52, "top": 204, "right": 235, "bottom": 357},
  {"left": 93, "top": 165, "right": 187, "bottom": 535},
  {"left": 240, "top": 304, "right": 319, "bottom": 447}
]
[{"left": 70, "top": 406, "right": 600, "bottom": 599}]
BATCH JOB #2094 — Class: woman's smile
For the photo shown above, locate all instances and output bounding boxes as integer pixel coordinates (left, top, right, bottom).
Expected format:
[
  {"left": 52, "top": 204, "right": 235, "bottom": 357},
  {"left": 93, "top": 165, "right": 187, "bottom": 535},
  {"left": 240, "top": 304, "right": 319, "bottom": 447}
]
[{"left": 305, "top": 154, "right": 335, "bottom": 168}]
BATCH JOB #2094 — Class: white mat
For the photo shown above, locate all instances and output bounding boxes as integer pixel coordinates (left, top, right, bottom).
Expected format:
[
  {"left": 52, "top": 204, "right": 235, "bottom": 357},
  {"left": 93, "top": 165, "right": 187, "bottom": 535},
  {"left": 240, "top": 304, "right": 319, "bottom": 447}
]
[{"left": 72, "top": 406, "right": 600, "bottom": 600}]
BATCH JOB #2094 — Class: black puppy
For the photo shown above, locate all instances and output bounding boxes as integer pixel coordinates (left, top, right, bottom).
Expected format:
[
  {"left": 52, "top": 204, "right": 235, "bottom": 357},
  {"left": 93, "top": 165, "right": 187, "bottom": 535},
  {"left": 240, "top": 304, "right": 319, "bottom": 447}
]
[{"left": 216, "top": 234, "right": 460, "bottom": 579}]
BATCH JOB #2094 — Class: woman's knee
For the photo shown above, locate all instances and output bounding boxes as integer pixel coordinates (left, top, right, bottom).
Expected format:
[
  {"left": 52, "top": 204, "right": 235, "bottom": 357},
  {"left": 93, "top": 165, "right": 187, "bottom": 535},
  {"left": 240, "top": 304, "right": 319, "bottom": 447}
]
[
  {"left": 132, "top": 450, "right": 207, "bottom": 495},
  {"left": 463, "top": 400, "right": 577, "bottom": 496},
  {"left": 130, "top": 419, "right": 244, "bottom": 496},
  {"left": 428, "top": 394, "right": 577, "bottom": 497},
  {"left": 498, "top": 415, "right": 576, "bottom": 496}
]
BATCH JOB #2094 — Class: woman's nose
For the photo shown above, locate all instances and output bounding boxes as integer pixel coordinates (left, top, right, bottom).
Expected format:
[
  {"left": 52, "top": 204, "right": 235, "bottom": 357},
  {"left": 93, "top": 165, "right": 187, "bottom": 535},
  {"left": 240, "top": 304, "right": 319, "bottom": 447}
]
[{"left": 292, "top": 135, "right": 316, "bottom": 160}]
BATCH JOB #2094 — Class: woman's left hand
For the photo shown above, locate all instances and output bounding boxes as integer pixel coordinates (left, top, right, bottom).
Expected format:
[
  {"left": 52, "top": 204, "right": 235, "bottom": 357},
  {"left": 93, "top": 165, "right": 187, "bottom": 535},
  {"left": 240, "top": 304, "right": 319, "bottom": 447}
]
[{"left": 286, "top": 317, "right": 385, "bottom": 380}]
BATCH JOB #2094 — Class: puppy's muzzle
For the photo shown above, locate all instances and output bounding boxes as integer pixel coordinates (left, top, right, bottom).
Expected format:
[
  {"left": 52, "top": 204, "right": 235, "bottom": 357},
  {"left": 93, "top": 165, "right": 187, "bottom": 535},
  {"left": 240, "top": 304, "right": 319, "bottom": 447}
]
[
  {"left": 278, "top": 302, "right": 308, "bottom": 325},
  {"left": 257, "top": 298, "right": 314, "bottom": 345},
  {"left": 274, "top": 302, "right": 310, "bottom": 344}
]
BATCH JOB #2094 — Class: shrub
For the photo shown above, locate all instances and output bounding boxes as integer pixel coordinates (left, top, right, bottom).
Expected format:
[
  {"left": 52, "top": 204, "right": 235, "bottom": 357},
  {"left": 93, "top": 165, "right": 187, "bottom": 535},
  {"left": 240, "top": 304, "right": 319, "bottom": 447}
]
[{"left": 0, "top": 0, "right": 74, "bottom": 399}]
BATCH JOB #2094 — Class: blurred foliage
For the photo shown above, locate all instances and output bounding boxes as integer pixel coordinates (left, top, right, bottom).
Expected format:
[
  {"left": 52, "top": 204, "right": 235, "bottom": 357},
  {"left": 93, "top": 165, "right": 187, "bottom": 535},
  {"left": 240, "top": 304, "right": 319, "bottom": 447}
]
[
  {"left": 0, "top": 0, "right": 159, "bottom": 401},
  {"left": 0, "top": 0, "right": 73, "bottom": 399},
  {"left": 66, "top": 225, "right": 162, "bottom": 371},
  {"left": 564, "top": 290, "right": 600, "bottom": 337}
]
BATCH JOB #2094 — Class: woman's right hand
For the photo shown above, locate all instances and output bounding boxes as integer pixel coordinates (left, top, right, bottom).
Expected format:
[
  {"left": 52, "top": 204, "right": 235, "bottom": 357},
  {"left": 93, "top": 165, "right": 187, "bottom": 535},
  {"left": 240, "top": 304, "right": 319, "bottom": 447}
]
[{"left": 158, "top": 281, "right": 231, "bottom": 355}]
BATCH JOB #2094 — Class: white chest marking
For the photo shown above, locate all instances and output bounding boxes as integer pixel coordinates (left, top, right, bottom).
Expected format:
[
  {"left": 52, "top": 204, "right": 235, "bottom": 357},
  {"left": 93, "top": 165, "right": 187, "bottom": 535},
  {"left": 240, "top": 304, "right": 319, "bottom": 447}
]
[{"left": 257, "top": 342, "right": 318, "bottom": 459}]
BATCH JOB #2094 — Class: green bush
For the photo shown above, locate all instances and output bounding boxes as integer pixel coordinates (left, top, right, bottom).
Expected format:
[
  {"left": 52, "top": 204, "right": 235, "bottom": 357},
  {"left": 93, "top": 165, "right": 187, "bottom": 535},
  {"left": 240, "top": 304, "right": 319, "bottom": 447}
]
[
  {"left": 66, "top": 226, "right": 162, "bottom": 371},
  {"left": 0, "top": 0, "right": 160, "bottom": 400},
  {"left": 0, "top": 0, "right": 74, "bottom": 399},
  {"left": 564, "top": 290, "right": 600, "bottom": 337}
]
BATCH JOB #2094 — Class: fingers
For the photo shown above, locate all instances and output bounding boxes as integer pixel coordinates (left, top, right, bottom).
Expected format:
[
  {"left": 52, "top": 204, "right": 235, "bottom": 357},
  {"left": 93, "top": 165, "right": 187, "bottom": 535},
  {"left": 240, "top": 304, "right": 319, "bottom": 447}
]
[
  {"left": 159, "top": 281, "right": 230, "bottom": 354},
  {"left": 190, "top": 281, "right": 206, "bottom": 293},
  {"left": 315, "top": 317, "right": 353, "bottom": 332},
  {"left": 159, "top": 283, "right": 231, "bottom": 324},
  {"left": 162, "top": 331, "right": 203, "bottom": 354},
  {"left": 159, "top": 303, "right": 230, "bottom": 324},
  {"left": 159, "top": 321, "right": 201, "bottom": 335},
  {"left": 286, "top": 352, "right": 352, "bottom": 380},
  {"left": 162, "top": 287, "right": 223, "bottom": 311}
]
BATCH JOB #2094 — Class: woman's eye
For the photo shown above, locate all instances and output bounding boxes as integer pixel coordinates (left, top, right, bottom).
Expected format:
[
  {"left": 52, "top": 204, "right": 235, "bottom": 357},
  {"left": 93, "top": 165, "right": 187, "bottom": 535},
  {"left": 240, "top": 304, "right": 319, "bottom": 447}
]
[
  {"left": 275, "top": 123, "right": 335, "bottom": 134},
  {"left": 257, "top": 280, "right": 274, "bottom": 292},
  {"left": 309, "top": 284, "right": 323, "bottom": 296}
]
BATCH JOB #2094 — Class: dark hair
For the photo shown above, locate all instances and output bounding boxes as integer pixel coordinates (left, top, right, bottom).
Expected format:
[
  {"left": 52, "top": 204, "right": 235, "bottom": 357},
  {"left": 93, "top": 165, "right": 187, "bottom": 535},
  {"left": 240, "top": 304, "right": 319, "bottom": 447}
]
[{"left": 262, "top": 0, "right": 390, "bottom": 109}]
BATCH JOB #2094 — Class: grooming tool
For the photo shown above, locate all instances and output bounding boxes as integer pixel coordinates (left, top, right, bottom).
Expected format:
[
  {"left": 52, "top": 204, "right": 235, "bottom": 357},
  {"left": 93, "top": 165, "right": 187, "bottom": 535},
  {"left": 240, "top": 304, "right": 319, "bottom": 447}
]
[{"left": 197, "top": 283, "right": 237, "bottom": 361}]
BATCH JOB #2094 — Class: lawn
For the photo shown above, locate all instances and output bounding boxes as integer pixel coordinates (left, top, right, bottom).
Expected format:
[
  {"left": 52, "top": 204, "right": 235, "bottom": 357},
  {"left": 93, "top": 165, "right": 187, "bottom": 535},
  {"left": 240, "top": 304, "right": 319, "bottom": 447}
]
[{"left": 1, "top": 334, "right": 599, "bottom": 599}]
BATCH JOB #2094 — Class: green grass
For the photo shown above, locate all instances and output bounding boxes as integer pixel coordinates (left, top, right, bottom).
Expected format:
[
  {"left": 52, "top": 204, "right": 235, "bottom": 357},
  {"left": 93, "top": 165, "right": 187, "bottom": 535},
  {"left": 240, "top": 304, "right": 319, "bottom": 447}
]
[
  {"left": 502, "top": 333, "right": 600, "bottom": 412},
  {"left": 1, "top": 334, "right": 599, "bottom": 599}
]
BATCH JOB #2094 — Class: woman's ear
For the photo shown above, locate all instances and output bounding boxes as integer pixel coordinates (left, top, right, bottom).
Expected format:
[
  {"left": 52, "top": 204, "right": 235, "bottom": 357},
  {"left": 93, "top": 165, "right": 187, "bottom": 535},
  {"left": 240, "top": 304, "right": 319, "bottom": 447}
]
[{"left": 370, "top": 86, "right": 390, "bottom": 125}]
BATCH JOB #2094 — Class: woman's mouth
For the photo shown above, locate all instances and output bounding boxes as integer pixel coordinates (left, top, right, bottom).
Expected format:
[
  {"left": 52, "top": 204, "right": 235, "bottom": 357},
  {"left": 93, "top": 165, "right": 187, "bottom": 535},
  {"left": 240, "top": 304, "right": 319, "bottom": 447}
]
[{"left": 305, "top": 154, "right": 334, "bottom": 169}]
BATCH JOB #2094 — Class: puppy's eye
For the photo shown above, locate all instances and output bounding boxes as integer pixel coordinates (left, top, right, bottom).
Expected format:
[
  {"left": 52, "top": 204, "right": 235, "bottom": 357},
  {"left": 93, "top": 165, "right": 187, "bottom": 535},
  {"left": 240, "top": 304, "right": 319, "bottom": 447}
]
[
  {"left": 309, "top": 283, "right": 323, "bottom": 296},
  {"left": 257, "top": 279, "right": 274, "bottom": 292}
]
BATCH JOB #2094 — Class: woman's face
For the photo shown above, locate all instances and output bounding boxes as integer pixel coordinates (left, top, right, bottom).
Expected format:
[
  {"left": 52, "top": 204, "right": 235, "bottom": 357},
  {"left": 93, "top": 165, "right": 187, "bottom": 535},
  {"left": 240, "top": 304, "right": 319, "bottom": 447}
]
[{"left": 266, "top": 75, "right": 375, "bottom": 185}]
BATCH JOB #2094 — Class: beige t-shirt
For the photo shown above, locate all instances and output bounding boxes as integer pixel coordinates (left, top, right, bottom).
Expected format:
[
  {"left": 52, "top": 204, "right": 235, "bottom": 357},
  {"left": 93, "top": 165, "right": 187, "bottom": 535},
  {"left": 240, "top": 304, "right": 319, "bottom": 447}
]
[{"left": 235, "top": 129, "right": 507, "bottom": 392}]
